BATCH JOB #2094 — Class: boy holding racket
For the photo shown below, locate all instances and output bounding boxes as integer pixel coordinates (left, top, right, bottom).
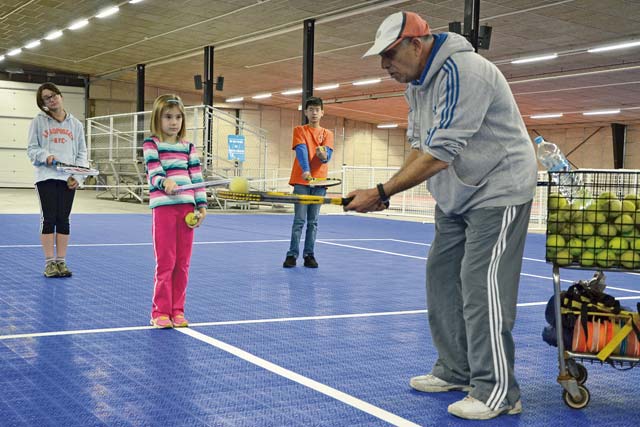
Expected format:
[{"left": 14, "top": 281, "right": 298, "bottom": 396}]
[
  {"left": 283, "top": 97, "right": 334, "bottom": 268},
  {"left": 27, "top": 82, "right": 88, "bottom": 278}
]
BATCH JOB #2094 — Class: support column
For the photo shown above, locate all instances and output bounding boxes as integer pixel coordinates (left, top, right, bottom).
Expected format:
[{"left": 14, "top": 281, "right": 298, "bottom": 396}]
[
  {"left": 612, "top": 123, "right": 627, "bottom": 169},
  {"left": 301, "top": 19, "right": 315, "bottom": 124},
  {"left": 463, "top": 0, "right": 481, "bottom": 51},
  {"left": 204, "top": 46, "right": 214, "bottom": 164},
  {"left": 136, "top": 64, "right": 145, "bottom": 149}
]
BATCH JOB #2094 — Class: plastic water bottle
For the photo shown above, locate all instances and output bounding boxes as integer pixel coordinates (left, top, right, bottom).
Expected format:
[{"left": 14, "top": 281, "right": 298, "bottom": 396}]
[{"left": 534, "top": 136, "right": 582, "bottom": 199}]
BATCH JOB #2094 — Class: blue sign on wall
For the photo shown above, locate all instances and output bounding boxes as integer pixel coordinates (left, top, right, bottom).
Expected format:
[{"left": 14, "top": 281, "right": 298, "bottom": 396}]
[{"left": 227, "top": 135, "right": 245, "bottom": 161}]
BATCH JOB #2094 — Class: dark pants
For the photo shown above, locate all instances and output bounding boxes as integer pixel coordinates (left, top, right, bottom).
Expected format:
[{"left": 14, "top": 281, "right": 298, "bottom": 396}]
[{"left": 36, "top": 179, "right": 75, "bottom": 235}]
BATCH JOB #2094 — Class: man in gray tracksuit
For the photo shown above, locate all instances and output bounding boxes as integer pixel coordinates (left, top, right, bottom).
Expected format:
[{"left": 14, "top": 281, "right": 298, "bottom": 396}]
[{"left": 345, "top": 11, "right": 537, "bottom": 420}]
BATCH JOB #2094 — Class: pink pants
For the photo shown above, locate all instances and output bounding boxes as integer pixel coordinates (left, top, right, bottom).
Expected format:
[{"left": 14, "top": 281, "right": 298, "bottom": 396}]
[{"left": 151, "top": 204, "right": 195, "bottom": 319}]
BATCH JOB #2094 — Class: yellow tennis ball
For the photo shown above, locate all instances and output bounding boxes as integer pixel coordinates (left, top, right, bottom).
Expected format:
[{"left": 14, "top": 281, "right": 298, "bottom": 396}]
[
  {"left": 229, "top": 176, "right": 249, "bottom": 193},
  {"left": 185, "top": 212, "right": 198, "bottom": 226}
]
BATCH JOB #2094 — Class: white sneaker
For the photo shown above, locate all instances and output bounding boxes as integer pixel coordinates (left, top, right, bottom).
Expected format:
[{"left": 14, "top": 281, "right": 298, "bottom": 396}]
[
  {"left": 448, "top": 395, "right": 522, "bottom": 420},
  {"left": 409, "top": 374, "right": 472, "bottom": 392}
]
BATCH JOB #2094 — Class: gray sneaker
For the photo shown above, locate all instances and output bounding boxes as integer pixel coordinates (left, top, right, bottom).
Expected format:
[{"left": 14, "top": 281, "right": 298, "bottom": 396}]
[
  {"left": 410, "top": 374, "right": 472, "bottom": 392},
  {"left": 56, "top": 261, "right": 72, "bottom": 277},
  {"left": 44, "top": 261, "right": 60, "bottom": 278}
]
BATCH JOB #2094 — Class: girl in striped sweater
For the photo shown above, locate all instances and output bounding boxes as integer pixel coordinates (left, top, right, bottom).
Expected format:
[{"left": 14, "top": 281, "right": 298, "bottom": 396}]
[{"left": 143, "top": 95, "right": 207, "bottom": 328}]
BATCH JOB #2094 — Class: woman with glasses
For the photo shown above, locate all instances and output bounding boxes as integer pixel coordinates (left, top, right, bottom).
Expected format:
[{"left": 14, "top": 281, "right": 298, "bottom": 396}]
[{"left": 27, "top": 82, "right": 88, "bottom": 278}]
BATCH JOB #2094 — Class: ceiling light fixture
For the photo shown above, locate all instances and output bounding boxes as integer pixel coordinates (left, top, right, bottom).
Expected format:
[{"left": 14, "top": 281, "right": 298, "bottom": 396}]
[
  {"left": 252, "top": 93, "right": 272, "bottom": 99},
  {"left": 297, "top": 105, "right": 302, "bottom": 111},
  {"left": 44, "top": 30, "right": 64, "bottom": 40},
  {"left": 377, "top": 123, "right": 398, "bottom": 128},
  {"left": 68, "top": 19, "right": 89, "bottom": 30},
  {"left": 226, "top": 97, "right": 244, "bottom": 103},
  {"left": 7, "top": 48, "right": 22, "bottom": 56},
  {"left": 530, "top": 113, "right": 563, "bottom": 119},
  {"left": 353, "top": 78, "right": 382, "bottom": 86},
  {"left": 281, "top": 88, "right": 302, "bottom": 95},
  {"left": 588, "top": 40, "right": 640, "bottom": 53},
  {"left": 0, "top": 55, "right": 5, "bottom": 62},
  {"left": 316, "top": 83, "right": 340, "bottom": 91},
  {"left": 24, "top": 40, "right": 41, "bottom": 49},
  {"left": 511, "top": 53, "right": 558, "bottom": 64},
  {"left": 129, "top": 0, "right": 144, "bottom": 3},
  {"left": 96, "top": 6, "right": 119, "bottom": 18},
  {"left": 582, "top": 109, "right": 621, "bottom": 116}
]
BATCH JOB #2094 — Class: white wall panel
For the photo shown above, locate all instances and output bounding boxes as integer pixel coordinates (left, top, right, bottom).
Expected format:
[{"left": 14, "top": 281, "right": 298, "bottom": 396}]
[
  {"left": 0, "top": 81, "right": 85, "bottom": 187},
  {"left": 0, "top": 148, "right": 35, "bottom": 187}
]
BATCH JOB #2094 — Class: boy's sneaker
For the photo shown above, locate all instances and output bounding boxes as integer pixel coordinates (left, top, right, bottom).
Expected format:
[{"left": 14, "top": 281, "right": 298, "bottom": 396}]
[
  {"left": 151, "top": 316, "right": 173, "bottom": 329},
  {"left": 172, "top": 314, "right": 189, "bottom": 328},
  {"left": 283, "top": 255, "right": 296, "bottom": 268},
  {"left": 409, "top": 374, "right": 472, "bottom": 393},
  {"left": 303, "top": 254, "right": 318, "bottom": 268},
  {"left": 56, "top": 261, "right": 72, "bottom": 277},
  {"left": 448, "top": 396, "right": 522, "bottom": 420},
  {"left": 44, "top": 261, "right": 60, "bottom": 278}
]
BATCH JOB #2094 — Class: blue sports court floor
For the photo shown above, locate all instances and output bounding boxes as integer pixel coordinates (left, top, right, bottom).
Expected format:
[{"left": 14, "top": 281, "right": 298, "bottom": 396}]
[{"left": 0, "top": 213, "right": 639, "bottom": 426}]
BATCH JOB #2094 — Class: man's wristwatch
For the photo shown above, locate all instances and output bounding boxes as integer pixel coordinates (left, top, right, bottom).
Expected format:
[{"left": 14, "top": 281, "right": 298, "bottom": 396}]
[{"left": 377, "top": 183, "right": 390, "bottom": 204}]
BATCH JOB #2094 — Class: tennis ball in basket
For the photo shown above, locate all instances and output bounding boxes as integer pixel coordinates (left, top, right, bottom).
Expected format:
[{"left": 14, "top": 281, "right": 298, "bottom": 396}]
[
  {"left": 585, "top": 204, "right": 606, "bottom": 225},
  {"left": 584, "top": 236, "right": 605, "bottom": 251},
  {"left": 546, "top": 234, "right": 565, "bottom": 251},
  {"left": 185, "top": 212, "right": 199, "bottom": 227},
  {"left": 580, "top": 250, "right": 596, "bottom": 267},
  {"left": 572, "top": 223, "right": 594, "bottom": 238},
  {"left": 622, "top": 199, "right": 636, "bottom": 213},
  {"left": 596, "top": 249, "right": 617, "bottom": 268},
  {"left": 597, "top": 223, "right": 618, "bottom": 238},
  {"left": 620, "top": 251, "right": 640, "bottom": 269},
  {"left": 614, "top": 214, "right": 635, "bottom": 233},
  {"left": 554, "top": 249, "right": 572, "bottom": 266},
  {"left": 229, "top": 177, "right": 249, "bottom": 193},
  {"left": 598, "top": 191, "right": 616, "bottom": 202},
  {"left": 548, "top": 193, "right": 568, "bottom": 211},
  {"left": 607, "top": 199, "right": 623, "bottom": 219},
  {"left": 568, "top": 238, "right": 584, "bottom": 257},
  {"left": 608, "top": 236, "right": 629, "bottom": 254}
]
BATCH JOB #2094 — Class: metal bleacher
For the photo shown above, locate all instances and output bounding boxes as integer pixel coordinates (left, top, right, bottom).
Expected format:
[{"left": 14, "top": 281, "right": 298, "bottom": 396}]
[{"left": 86, "top": 105, "right": 269, "bottom": 207}]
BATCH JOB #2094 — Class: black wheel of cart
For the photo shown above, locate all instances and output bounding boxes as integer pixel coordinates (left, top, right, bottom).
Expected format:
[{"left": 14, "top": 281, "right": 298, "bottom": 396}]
[
  {"left": 563, "top": 385, "right": 590, "bottom": 409},
  {"left": 567, "top": 361, "right": 588, "bottom": 385}
]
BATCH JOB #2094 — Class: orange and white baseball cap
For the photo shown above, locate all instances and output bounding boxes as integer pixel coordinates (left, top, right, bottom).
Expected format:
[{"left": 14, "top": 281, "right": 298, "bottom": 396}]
[{"left": 363, "top": 11, "right": 431, "bottom": 57}]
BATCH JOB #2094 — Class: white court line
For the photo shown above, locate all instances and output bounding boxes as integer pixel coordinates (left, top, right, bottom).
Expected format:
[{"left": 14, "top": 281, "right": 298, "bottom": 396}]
[
  {"left": 11, "top": 293, "right": 640, "bottom": 342},
  {"left": 3, "top": 238, "right": 640, "bottom": 294},
  {"left": 389, "top": 239, "right": 430, "bottom": 246},
  {"left": 0, "top": 325, "right": 152, "bottom": 340},
  {"left": 318, "top": 241, "right": 640, "bottom": 295},
  {"left": 318, "top": 240, "right": 427, "bottom": 260},
  {"left": 177, "top": 328, "right": 420, "bottom": 427},
  {"left": 0, "top": 309, "right": 428, "bottom": 341},
  {"left": 2, "top": 296, "right": 639, "bottom": 340},
  {"left": 0, "top": 238, "right": 394, "bottom": 249}
]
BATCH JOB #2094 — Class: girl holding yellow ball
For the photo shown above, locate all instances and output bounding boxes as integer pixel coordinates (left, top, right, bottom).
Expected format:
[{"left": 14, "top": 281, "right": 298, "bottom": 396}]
[{"left": 143, "top": 95, "right": 207, "bottom": 329}]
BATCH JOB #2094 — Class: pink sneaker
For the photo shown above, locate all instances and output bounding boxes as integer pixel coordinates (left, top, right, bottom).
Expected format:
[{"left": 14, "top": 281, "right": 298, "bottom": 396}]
[
  {"left": 172, "top": 314, "right": 189, "bottom": 328},
  {"left": 151, "top": 316, "right": 173, "bottom": 328}
]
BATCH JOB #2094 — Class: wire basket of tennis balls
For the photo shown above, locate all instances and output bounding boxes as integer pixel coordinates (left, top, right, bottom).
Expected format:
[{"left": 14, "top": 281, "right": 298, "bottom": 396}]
[{"left": 545, "top": 170, "right": 640, "bottom": 270}]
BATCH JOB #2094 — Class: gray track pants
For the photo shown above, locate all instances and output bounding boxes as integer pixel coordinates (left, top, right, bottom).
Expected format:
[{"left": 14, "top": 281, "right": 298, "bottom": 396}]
[{"left": 426, "top": 201, "right": 532, "bottom": 410}]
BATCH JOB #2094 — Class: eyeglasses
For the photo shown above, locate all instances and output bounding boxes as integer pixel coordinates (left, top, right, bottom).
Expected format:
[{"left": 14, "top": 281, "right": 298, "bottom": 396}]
[{"left": 42, "top": 93, "right": 59, "bottom": 102}]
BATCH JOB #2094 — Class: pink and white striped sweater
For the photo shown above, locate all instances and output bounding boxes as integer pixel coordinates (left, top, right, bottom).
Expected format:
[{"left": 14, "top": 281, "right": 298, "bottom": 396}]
[{"left": 143, "top": 136, "right": 207, "bottom": 209}]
